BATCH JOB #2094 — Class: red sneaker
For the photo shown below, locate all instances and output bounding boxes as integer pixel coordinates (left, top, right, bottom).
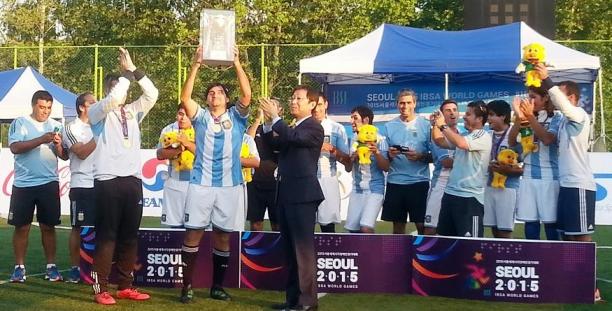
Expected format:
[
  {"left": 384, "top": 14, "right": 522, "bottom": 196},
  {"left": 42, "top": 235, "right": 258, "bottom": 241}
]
[
  {"left": 94, "top": 292, "right": 116, "bottom": 305},
  {"left": 117, "top": 288, "right": 150, "bottom": 300}
]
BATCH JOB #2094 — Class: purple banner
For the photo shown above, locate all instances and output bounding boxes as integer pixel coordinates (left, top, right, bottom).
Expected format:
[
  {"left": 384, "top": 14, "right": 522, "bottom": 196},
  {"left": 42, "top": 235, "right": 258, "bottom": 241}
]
[
  {"left": 411, "top": 236, "right": 595, "bottom": 303},
  {"left": 240, "top": 232, "right": 412, "bottom": 293},
  {"left": 80, "top": 228, "right": 240, "bottom": 289},
  {"left": 80, "top": 229, "right": 596, "bottom": 303}
]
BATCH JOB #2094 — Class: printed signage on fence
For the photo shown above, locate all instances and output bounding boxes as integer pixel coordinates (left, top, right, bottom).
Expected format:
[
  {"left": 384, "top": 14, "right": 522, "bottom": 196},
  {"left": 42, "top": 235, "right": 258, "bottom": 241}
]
[{"left": 411, "top": 236, "right": 595, "bottom": 303}]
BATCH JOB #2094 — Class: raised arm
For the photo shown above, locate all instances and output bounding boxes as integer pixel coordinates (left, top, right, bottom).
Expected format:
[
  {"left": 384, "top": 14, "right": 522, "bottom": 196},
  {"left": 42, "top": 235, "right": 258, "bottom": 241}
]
[
  {"left": 536, "top": 63, "right": 585, "bottom": 123},
  {"left": 180, "top": 46, "right": 203, "bottom": 119},
  {"left": 233, "top": 46, "right": 252, "bottom": 116},
  {"left": 520, "top": 99, "right": 556, "bottom": 145},
  {"left": 88, "top": 77, "right": 130, "bottom": 125}
]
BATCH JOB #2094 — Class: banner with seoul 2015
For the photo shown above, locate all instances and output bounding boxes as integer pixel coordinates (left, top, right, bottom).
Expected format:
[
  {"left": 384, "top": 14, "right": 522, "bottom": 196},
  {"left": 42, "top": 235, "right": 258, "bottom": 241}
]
[{"left": 0, "top": 149, "right": 167, "bottom": 218}]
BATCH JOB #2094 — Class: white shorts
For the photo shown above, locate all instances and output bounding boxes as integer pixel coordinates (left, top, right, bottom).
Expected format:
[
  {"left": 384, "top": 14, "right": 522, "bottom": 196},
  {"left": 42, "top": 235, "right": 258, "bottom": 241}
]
[
  {"left": 344, "top": 192, "right": 384, "bottom": 231},
  {"left": 233, "top": 183, "right": 248, "bottom": 232},
  {"left": 161, "top": 178, "right": 190, "bottom": 226},
  {"left": 424, "top": 174, "right": 449, "bottom": 228},
  {"left": 184, "top": 183, "right": 244, "bottom": 232},
  {"left": 516, "top": 179, "right": 560, "bottom": 223},
  {"left": 484, "top": 186, "right": 518, "bottom": 231},
  {"left": 317, "top": 177, "right": 341, "bottom": 225}
]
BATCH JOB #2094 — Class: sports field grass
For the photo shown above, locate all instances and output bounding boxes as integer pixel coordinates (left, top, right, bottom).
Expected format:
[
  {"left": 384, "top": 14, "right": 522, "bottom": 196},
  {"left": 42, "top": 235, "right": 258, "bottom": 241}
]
[{"left": 0, "top": 216, "right": 610, "bottom": 310}]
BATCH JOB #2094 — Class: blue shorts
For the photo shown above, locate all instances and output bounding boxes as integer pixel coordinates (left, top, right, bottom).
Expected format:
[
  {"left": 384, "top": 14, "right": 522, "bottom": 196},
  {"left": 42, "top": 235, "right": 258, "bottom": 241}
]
[{"left": 557, "top": 187, "right": 595, "bottom": 235}]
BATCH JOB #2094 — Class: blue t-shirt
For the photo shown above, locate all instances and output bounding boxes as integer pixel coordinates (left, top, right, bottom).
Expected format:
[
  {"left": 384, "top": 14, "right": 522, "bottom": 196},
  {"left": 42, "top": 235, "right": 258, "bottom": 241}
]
[
  {"left": 383, "top": 116, "right": 432, "bottom": 185},
  {"left": 190, "top": 105, "right": 248, "bottom": 187},
  {"left": 445, "top": 129, "right": 492, "bottom": 204},
  {"left": 350, "top": 134, "right": 388, "bottom": 195},
  {"left": 8, "top": 116, "right": 62, "bottom": 187}
]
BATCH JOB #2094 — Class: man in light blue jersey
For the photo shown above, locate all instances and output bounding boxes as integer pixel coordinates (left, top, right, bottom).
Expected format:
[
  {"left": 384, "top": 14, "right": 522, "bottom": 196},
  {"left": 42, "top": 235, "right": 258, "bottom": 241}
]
[
  {"left": 344, "top": 106, "right": 389, "bottom": 233},
  {"left": 483, "top": 100, "right": 523, "bottom": 239},
  {"left": 432, "top": 100, "right": 492, "bottom": 238},
  {"left": 179, "top": 45, "right": 251, "bottom": 303},
  {"left": 8, "top": 90, "right": 67, "bottom": 283},
  {"left": 157, "top": 107, "right": 195, "bottom": 228},
  {"left": 63, "top": 92, "right": 97, "bottom": 283},
  {"left": 509, "top": 87, "right": 562, "bottom": 240},
  {"left": 311, "top": 93, "right": 350, "bottom": 233},
  {"left": 536, "top": 65, "right": 596, "bottom": 242},
  {"left": 382, "top": 89, "right": 432, "bottom": 234},
  {"left": 424, "top": 99, "right": 460, "bottom": 236}
]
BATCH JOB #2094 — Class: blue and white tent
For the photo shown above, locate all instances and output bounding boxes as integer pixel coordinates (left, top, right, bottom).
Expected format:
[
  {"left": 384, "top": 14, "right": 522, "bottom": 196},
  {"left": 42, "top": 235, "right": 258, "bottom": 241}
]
[
  {"left": 300, "top": 22, "right": 600, "bottom": 84},
  {"left": 0, "top": 66, "right": 77, "bottom": 122},
  {"left": 300, "top": 22, "right": 602, "bottom": 120}
]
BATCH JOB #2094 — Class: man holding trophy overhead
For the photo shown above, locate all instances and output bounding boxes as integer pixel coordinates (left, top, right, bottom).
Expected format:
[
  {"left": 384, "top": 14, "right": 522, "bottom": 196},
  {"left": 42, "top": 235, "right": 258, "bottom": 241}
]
[{"left": 178, "top": 10, "right": 251, "bottom": 301}]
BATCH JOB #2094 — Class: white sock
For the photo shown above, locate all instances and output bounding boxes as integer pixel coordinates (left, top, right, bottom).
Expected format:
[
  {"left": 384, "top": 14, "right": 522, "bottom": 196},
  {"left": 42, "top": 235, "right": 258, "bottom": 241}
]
[
  {"left": 46, "top": 263, "right": 56, "bottom": 269},
  {"left": 15, "top": 264, "right": 25, "bottom": 269}
]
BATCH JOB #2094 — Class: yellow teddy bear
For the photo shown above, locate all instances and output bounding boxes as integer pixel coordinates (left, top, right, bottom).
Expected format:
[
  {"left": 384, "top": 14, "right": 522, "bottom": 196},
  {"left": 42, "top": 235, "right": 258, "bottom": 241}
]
[
  {"left": 352, "top": 124, "right": 378, "bottom": 165},
  {"left": 515, "top": 43, "right": 546, "bottom": 87},
  {"left": 491, "top": 149, "right": 519, "bottom": 189},
  {"left": 160, "top": 128, "right": 195, "bottom": 171}
]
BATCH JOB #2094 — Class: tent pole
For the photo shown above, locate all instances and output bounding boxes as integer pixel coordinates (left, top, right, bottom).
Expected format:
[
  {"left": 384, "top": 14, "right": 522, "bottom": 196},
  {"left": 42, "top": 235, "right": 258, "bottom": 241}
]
[{"left": 444, "top": 73, "right": 449, "bottom": 99}]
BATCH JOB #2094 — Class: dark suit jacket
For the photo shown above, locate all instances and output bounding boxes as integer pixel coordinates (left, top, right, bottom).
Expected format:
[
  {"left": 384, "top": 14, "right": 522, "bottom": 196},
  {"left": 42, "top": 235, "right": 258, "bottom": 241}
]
[{"left": 264, "top": 116, "right": 324, "bottom": 205}]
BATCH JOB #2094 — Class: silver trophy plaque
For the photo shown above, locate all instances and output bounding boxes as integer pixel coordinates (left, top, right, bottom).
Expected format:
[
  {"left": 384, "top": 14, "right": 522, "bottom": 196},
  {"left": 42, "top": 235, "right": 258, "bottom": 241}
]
[{"left": 200, "top": 9, "right": 235, "bottom": 66}]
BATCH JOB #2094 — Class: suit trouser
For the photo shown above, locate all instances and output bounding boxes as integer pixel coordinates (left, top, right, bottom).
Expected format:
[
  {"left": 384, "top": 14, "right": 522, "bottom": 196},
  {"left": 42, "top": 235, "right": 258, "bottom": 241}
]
[
  {"left": 278, "top": 200, "right": 319, "bottom": 307},
  {"left": 92, "top": 176, "right": 143, "bottom": 293}
]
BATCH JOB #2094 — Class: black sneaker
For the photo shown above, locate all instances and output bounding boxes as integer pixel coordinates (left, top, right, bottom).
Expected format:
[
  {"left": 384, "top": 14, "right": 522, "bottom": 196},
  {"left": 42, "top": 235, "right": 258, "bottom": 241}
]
[
  {"left": 210, "top": 286, "right": 231, "bottom": 301},
  {"left": 180, "top": 285, "right": 193, "bottom": 304}
]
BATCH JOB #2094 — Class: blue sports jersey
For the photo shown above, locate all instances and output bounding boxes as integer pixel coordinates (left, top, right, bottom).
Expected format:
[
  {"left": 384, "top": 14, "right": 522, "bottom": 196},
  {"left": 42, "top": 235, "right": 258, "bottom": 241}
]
[
  {"left": 350, "top": 134, "right": 388, "bottom": 195},
  {"left": 383, "top": 116, "right": 432, "bottom": 185},
  {"left": 317, "top": 118, "right": 350, "bottom": 178},
  {"left": 190, "top": 105, "right": 248, "bottom": 187},
  {"left": 8, "top": 116, "right": 63, "bottom": 187}
]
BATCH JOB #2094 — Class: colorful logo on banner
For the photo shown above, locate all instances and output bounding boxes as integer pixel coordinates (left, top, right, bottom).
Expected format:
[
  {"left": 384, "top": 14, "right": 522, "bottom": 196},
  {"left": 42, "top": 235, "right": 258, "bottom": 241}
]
[
  {"left": 141, "top": 158, "right": 167, "bottom": 191},
  {"left": 240, "top": 232, "right": 285, "bottom": 290},
  {"left": 411, "top": 236, "right": 595, "bottom": 303},
  {"left": 79, "top": 227, "right": 96, "bottom": 284},
  {"left": 595, "top": 173, "right": 612, "bottom": 201}
]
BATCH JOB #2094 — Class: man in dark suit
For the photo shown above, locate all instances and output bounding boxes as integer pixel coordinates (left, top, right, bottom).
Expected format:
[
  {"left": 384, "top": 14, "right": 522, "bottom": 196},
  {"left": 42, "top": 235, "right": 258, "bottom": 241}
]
[{"left": 260, "top": 86, "right": 324, "bottom": 311}]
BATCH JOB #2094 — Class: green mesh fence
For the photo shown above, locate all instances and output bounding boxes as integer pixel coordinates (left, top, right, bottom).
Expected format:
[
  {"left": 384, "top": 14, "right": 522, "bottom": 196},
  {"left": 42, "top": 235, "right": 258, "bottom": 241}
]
[{"left": 0, "top": 43, "right": 609, "bottom": 149}]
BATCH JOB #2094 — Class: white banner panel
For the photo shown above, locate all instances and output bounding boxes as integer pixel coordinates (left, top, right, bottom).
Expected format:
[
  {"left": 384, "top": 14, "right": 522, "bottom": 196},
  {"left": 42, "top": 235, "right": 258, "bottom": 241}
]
[{"left": 1, "top": 149, "right": 611, "bottom": 225}]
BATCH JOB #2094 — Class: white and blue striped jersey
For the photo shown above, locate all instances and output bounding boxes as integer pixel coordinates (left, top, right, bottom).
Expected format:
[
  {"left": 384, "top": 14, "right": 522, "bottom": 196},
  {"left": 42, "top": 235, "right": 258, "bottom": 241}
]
[
  {"left": 430, "top": 140, "right": 454, "bottom": 188},
  {"left": 317, "top": 118, "right": 349, "bottom": 178},
  {"left": 548, "top": 86, "right": 596, "bottom": 191},
  {"left": 350, "top": 134, "right": 388, "bottom": 195},
  {"left": 190, "top": 105, "right": 248, "bottom": 187},
  {"left": 383, "top": 116, "right": 432, "bottom": 185},
  {"left": 445, "top": 129, "right": 492, "bottom": 204},
  {"left": 157, "top": 122, "right": 192, "bottom": 182},
  {"left": 521, "top": 111, "right": 562, "bottom": 181}
]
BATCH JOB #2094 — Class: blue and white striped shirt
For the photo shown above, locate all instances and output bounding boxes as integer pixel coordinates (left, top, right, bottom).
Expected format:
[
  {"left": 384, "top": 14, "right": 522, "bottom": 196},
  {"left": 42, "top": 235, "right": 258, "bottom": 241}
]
[
  {"left": 190, "top": 105, "right": 248, "bottom": 187},
  {"left": 521, "top": 111, "right": 562, "bottom": 181},
  {"left": 317, "top": 118, "right": 349, "bottom": 178}
]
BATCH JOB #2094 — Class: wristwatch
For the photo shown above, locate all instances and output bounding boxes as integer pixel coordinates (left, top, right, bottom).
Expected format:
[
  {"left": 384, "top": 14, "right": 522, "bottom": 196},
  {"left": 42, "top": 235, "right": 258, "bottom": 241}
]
[{"left": 438, "top": 124, "right": 449, "bottom": 131}]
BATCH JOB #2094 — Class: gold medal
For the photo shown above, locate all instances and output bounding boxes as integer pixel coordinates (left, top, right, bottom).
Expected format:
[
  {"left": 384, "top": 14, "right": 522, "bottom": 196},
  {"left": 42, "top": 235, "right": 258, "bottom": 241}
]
[
  {"left": 123, "top": 139, "right": 131, "bottom": 148},
  {"left": 212, "top": 123, "right": 222, "bottom": 133}
]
